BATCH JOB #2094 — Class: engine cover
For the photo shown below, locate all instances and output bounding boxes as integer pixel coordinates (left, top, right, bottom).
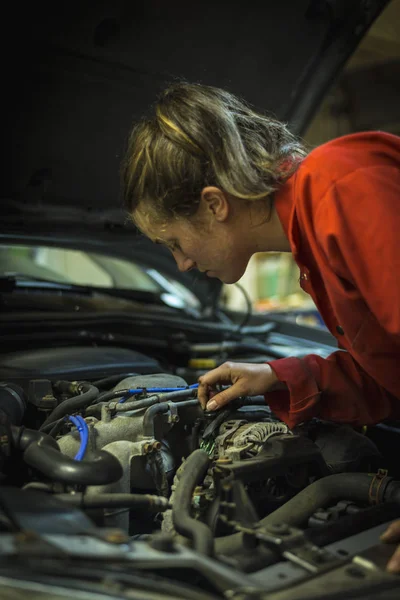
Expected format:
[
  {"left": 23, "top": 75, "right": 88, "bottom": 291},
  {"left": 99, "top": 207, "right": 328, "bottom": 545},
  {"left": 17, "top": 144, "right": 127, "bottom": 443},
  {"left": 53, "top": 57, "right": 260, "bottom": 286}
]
[{"left": 0, "top": 346, "right": 162, "bottom": 387}]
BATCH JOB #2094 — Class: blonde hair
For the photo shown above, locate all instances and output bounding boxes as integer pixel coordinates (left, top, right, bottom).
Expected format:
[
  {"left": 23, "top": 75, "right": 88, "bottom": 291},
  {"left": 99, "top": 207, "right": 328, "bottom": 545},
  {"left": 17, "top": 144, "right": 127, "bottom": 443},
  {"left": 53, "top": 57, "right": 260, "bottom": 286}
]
[{"left": 122, "top": 82, "right": 307, "bottom": 222}]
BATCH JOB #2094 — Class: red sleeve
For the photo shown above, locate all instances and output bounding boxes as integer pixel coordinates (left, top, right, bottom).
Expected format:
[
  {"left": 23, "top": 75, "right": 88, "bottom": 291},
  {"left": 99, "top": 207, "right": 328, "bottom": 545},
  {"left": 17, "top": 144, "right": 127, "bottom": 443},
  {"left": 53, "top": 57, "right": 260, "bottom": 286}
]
[
  {"left": 267, "top": 353, "right": 395, "bottom": 428},
  {"left": 266, "top": 165, "right": 400, "bottom": 429},
  {"left": 320, "top": 166, "right": 400, "bottom": 338}
]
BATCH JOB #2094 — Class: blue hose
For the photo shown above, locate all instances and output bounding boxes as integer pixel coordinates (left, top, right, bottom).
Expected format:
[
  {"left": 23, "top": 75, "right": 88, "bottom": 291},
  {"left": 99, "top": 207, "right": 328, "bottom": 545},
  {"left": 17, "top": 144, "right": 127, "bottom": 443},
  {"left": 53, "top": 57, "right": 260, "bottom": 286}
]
[
  {"left": 119, "top": 383, "right": 199, "bottom": 404},
  {"left": 68, "top": 415, "right": 89, "bottom": 461}
]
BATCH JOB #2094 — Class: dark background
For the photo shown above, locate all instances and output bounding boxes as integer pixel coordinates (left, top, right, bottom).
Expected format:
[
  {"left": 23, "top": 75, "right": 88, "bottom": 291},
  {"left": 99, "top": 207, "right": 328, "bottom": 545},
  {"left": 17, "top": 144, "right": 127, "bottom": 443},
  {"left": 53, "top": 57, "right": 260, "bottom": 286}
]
[{"left": 2, "top": 0, "right": 390, "bottom": 218}]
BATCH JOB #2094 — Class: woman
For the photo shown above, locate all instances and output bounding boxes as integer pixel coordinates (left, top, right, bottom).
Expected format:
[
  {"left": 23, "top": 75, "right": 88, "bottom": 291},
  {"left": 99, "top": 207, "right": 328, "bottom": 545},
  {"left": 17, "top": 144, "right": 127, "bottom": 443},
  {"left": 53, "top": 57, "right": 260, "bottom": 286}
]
[{"left": 122, "top": 82, "right": 400, "bottom": 570}]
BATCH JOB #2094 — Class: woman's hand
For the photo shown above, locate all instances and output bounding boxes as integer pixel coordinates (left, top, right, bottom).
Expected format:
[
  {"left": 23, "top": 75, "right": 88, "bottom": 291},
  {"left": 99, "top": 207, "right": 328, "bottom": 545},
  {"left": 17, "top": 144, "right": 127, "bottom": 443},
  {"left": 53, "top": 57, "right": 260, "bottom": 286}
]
[
  {"left": 381, "top": 521, "right": 400, "bottom": 572},
  {"left": 197, "top": 362, "right": 282, "bottom": 410}
]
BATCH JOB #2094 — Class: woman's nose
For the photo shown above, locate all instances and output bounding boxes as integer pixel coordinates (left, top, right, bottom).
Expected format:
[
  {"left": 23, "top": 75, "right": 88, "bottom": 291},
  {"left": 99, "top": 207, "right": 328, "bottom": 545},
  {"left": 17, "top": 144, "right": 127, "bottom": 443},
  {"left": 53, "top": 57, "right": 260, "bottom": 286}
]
[{"left": 174, "top": 253, "right": 196, "bottom": 272}]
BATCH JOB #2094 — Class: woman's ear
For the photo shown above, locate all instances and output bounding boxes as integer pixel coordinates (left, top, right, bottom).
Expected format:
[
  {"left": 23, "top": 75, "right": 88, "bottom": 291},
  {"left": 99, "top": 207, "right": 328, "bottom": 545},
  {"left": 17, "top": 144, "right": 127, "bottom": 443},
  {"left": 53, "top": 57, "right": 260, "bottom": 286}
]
[{"left": 200, "top": 186, "right": 230, "bottom": 222}]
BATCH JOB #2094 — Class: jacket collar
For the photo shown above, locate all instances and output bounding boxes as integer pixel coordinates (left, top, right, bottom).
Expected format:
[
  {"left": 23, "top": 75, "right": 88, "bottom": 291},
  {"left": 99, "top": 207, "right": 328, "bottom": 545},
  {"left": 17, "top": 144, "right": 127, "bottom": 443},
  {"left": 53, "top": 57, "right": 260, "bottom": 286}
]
[{"left": 274, "top": 171, "right": 300, "bottom": 258}]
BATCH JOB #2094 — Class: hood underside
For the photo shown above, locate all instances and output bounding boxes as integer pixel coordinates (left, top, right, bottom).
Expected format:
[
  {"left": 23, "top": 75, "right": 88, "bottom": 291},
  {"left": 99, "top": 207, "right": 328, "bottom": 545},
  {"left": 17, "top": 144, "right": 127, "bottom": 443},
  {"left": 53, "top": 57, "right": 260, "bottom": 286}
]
[{"left": 1, "top": 0, "right": 390, "bottom": 296}]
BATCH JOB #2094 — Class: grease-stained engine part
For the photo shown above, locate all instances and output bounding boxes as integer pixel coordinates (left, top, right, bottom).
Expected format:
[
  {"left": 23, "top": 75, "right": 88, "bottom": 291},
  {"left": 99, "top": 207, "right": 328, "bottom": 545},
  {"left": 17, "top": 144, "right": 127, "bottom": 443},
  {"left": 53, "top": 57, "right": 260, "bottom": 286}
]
[{"left": 0, "top": 365, "right": 398, "bottom": 599}]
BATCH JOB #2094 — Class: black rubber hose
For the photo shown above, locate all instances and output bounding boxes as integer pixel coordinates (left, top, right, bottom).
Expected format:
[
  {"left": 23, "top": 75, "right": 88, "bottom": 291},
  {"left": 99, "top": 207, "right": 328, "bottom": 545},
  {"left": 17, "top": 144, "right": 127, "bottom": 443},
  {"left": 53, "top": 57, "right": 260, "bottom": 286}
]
[
  {"left": 23, "top": 445, "right": 122, "bottom": 486},
  {"left": 385, "top": 480, "right": 400, "bottom": 504},
  {"left": 86, "top": 393, "right": 198, "bottom": 418},
  {"left": 115, "top": 389, "right": 197, "bottom": 412},
  {"left": 115, "top": 396, "right": 158, "bottom": 412},
  {"left": 142, "top": 400, "right": 199, "bottom": 438},
  {"left": 11, "top": 426, "right": 123, "bottom": 486},
  {"left": 55, "top": 493, "right": 170, "bottom": 512},
  {"left": 40, "top": 384, "right": 99, "bottom": 429},
  {"left": 84, "top": 388, "right": 139, "bottom": 414},
  {"left": 48, "top": 418, "right": 68, "bottom": 438},
  {"left": 93, "top": 388, "right": 131, "bottom": 404},
  {"left": 172, "top": 449, "right": 214, "bottom": 556},
  {"left": 15, "top": 426, "right": 59, "bottom": 451},
  {"left": 93, "top": 386, "right": 191, "bottom": 406},
  {"left": 215, "top": 473, "right": 378, "bottom": 556},
  {"left": 40, "top": 418, "right": 64, "bottom": 435},
  {"left": 140, "top": 389, "right": 196, "bottom": 403}
]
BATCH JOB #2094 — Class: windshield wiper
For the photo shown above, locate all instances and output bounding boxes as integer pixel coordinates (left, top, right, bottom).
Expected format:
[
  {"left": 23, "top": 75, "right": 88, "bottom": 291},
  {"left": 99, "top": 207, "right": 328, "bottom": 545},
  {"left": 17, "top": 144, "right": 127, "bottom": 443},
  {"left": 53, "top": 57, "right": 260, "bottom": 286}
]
[
  {"left": 0, "top": 274, "right": 94, "bottom": 293},
  {"left": 0, "top": 274, "right": 180, "bottom": 309}
]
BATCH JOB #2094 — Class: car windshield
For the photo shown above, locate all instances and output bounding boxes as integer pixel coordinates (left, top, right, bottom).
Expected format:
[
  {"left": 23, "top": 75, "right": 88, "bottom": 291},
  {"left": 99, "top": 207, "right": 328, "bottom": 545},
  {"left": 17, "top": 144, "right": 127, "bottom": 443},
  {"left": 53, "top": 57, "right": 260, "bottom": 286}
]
[{"left": 0, "top": 244, "right": 201, "bottom": 311}]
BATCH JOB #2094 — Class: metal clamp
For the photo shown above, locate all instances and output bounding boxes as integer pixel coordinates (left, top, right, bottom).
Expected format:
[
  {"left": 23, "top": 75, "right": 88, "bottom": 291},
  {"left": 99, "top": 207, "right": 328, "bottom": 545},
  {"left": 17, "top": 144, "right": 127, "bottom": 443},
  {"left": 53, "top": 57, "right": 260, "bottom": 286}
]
[
  {"left": 369, "top": 469, "right": 389, "bottom": 505},
  {"left": 166, "top": 401, "right": 179, "bottom": 424}
]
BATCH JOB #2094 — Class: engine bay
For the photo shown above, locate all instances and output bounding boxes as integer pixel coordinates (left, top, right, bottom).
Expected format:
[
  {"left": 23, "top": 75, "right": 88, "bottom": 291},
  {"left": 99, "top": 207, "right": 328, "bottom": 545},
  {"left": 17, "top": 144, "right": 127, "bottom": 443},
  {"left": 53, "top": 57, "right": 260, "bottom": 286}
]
[{"left": 0, "top": 345, "right": 399, "bottom": 599}]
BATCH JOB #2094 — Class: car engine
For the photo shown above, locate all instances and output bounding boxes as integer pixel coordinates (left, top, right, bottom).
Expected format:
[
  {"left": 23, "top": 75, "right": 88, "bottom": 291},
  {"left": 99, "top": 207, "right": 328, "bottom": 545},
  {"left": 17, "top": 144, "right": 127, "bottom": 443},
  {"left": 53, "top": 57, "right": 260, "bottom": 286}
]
[{"left": 0, "top": 344, "right": 399, "bottom": 599}]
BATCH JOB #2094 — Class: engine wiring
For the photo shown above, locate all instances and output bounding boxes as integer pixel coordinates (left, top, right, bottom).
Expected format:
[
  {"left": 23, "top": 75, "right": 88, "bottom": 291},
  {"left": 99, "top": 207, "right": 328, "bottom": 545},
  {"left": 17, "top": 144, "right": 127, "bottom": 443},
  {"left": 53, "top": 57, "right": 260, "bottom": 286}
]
[
  {"left": 2, "top": 361, "right": 400, "bottom": 596},
  {"left": 68, "top": 415, "right": 89, "bottom": 461},
  {"left": 118, "top": 383, "right": 199, "bottom": 403},
  {"left": 199, "top": 438, "right": 216, "bottom": 455}
]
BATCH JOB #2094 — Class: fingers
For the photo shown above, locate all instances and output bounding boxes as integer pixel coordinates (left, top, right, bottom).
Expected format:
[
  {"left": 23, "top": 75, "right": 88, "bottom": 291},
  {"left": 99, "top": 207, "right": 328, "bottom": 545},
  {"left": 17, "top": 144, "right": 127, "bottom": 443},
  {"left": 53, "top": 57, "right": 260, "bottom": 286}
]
[
  {"left": 387, "top": 544, "right": 400, "bottom": 573},
  {"left": 205, "top": 383, "right": 245, "bottom": 411},
  {"left": 197, "top": 362, "right": 275, "bottom": 410},
  {"left": 197, "top": 381, "right": 211, "bottom": 409},
  {"left": 199, "top": 364, "right": 234, "bottom": 388},
  {"left": 197, "top": 363, "right": 234, "bottom": 409},
  {"left": 381, "top": 520, "right": 400, "bottom": 543},
  {"left": 380, "top": 521, "right": 400, "bottom": 573}
]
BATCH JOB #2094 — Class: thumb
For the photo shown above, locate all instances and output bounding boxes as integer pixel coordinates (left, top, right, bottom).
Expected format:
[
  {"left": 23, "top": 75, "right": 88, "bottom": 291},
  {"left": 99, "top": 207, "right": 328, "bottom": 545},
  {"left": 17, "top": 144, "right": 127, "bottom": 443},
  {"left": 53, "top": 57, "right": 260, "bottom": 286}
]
[
  {"left": 381, "top": 521, "right": 400, "bottom": 542},
  {"left": 206, "top": 383, "right": 243, "bottom": 411}
]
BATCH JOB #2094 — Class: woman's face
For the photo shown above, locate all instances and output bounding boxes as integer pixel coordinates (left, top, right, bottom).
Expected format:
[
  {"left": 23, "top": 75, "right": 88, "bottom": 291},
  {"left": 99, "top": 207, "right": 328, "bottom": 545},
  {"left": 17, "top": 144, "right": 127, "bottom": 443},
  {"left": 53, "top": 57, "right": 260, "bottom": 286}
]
[
  {"left": 147, "top": 219, "right": 250, "bottom": 284},
  {"left": 134, "top": 190, "right": 253, "bottom": 284}
]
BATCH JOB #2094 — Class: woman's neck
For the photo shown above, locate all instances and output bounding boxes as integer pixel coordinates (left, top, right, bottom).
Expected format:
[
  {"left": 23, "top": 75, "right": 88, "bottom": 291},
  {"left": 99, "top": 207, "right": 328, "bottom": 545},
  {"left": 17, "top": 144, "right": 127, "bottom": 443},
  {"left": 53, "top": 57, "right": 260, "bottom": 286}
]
[{"left": 246, "top": 198, "right": 291, "bottom": 254}]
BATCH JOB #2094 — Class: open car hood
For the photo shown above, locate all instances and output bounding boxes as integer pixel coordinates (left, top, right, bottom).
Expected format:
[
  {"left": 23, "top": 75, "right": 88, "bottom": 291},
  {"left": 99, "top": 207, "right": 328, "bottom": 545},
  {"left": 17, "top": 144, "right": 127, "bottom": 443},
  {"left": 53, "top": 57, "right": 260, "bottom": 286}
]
[{"left": 1, "top": 0, "right": 390, "bottom": 302}]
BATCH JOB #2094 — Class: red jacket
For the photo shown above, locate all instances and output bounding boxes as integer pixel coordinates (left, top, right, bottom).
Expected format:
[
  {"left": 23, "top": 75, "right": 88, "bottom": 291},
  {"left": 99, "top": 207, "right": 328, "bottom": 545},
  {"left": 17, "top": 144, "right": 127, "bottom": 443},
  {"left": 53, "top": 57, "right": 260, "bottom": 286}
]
[{"left": 267, "top": 132, "right": 400, "bottom": 429}]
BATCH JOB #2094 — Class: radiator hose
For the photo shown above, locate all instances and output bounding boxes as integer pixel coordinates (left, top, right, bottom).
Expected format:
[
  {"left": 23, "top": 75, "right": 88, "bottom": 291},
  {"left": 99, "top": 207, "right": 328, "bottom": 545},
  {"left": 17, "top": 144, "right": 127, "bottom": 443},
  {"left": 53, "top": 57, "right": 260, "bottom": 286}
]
[
  {"left": 215, "top": 472, "right": 400, "bottom": 556},
  {"left": 55, "top": 492, "right": 170, "bottom": 512},
  {"left": 40, "top": 383, "right": 99, "bottom": 429},
  {"left": 11, "top": 426, "right": 122, "bottom": 486},
  {"left": 172, "top": 449, "right": 214, "bottom": 556}
]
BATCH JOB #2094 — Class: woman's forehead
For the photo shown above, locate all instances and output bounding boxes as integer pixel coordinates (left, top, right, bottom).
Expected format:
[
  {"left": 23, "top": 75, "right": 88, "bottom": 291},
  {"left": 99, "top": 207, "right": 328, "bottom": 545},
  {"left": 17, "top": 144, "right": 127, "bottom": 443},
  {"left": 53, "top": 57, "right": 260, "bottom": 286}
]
[{"left": 133, "top": 206, "right": 173, "bottom": 242}]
